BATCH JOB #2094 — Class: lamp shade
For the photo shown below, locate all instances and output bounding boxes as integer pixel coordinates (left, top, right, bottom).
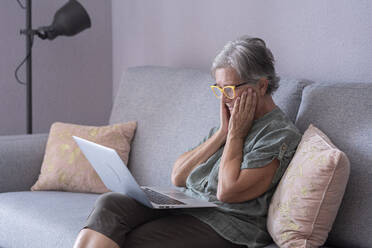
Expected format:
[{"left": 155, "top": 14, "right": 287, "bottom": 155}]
[{"left": 41, "top": 0, "right": 91, "bottom": 40}]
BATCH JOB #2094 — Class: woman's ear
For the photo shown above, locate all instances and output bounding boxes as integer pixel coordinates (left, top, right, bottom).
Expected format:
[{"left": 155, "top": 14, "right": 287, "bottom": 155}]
[{"left": 258, "top": 78, "right": 269, "bottom": 96}]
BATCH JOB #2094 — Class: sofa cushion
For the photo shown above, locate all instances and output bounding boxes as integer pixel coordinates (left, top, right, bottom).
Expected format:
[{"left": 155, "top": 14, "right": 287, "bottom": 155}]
[
  {"left": 267, "top": 124, "right": 350, "bottom": 248},
  {"left": 0, "top": 191, "right": 100, "bottom": 248},
  {"left": 109, "top": 66, "right": 309, "bottom": 187},
  {"left": 295, "top": 82, "right": 372, "bottom": 247},
  {"left": 30, "top": 121, "right": 137, "bottom": 194}
]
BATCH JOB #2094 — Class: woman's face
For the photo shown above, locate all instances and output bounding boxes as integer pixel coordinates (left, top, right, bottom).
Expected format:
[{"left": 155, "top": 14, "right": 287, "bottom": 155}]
[{"left": 215, "top": 67, "right": 260, "bottom": 114}]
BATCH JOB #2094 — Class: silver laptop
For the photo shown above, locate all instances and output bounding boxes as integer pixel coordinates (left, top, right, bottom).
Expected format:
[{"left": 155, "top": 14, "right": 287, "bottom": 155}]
[{"left": 73, "top": 136, "right": 217, "bottom": 209}]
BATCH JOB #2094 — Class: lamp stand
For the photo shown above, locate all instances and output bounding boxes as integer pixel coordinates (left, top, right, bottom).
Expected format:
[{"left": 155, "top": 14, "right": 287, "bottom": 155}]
[{"left": 25, "top": 0, "right": 33, "bottom": 134}]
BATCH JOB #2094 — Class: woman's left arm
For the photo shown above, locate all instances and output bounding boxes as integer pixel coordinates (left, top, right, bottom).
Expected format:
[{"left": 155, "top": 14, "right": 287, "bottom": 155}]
[{"left": 217, "top": 135, "right": 279, "bottom": 203}]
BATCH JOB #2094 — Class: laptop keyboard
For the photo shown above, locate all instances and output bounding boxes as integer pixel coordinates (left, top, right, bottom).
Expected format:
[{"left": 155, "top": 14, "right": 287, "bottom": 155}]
[{"left": 143, "top": 188, "right": 186, "bottom": 205}]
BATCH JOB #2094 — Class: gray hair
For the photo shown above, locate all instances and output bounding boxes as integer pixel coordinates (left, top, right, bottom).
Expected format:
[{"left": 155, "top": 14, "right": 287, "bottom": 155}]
[{"left": 211, "top": 35, "right": 280, "bottom": 95}]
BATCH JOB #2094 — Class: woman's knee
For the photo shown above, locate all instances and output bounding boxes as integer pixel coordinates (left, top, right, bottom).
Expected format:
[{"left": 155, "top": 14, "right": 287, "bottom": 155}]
[
  {"left": 92, "top": 192, "right": 162, "bottom": 226},
  {"left": 94, "top": 192, "right": 132, "bottom": 211}
]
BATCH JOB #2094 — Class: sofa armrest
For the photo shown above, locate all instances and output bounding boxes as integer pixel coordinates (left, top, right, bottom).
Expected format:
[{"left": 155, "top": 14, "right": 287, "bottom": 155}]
[{"left": 0, "top": 133, "right": 48, "bottom": 193}]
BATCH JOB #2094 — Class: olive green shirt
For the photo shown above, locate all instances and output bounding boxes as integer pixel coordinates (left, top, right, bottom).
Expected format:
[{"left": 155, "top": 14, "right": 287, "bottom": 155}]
[{"left": 171, "top": 106, "right": 302, "bottom": 248}]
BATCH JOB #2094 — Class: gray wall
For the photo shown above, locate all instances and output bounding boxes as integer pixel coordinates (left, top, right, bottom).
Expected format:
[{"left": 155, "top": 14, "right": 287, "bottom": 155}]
[
  {"left": 2, "top": 0, "right": 371, "bottom": 135},
  {"left": 0, "top": 0, "right": 112, "bottom": 135},
  {"left": 112, "top": 0, "right": 372, "bottom": 99}
]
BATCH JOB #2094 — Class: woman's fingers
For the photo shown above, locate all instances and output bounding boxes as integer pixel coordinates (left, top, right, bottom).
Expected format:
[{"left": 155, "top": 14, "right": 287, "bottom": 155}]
[
  {"left": 233, "top": 88, "right": 257, "bottom": 119},
  {"left": 239, "top": 89, "right": 253, "bottom": 115},
  {"left": 220, "top": 96, "right": 228, "bottom": 128},
  {"left": 248, "top": 91, "right": 257, "bottom": 117},
  {"left": 220, "top": 95, "right": 224, "bottom": 113},
  {"left": 239, "top": 91, "right": 247, "bottom": 113},
  {"left": 232, "top": 96, "right": 240, "bottom": 117},
  {"left": 244, "top": 89, "right": 253, "bottom": 113}
]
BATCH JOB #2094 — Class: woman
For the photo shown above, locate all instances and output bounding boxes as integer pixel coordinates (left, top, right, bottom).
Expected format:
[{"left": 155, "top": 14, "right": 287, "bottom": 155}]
[{"left": 73, "top": 36, "right": 302, "bottom": 248}]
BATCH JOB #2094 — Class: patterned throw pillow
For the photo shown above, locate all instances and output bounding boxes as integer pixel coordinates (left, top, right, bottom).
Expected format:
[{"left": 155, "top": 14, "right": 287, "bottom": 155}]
[
  {"left": 267, "top": 124, "right": 350, "bottom": 248},
  {"left": 31, "top": 121, "right": 137, "bottom": 193}
]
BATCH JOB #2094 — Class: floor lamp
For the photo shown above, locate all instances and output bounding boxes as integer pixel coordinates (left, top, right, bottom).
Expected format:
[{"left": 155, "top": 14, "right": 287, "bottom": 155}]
[{"left": 15, "top": 0, "right": 91, "bottom": 134}]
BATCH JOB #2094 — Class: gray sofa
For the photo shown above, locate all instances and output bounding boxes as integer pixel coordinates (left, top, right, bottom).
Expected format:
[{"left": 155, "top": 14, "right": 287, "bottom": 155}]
[{"left": 0, "top": 66, "right": 371, "bottom": 248}]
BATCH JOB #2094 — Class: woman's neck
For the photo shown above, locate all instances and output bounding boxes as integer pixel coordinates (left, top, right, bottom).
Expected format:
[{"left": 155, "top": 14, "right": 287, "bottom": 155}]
[{"left": 254, "top": 95, "right": 277, "bottom": 120}]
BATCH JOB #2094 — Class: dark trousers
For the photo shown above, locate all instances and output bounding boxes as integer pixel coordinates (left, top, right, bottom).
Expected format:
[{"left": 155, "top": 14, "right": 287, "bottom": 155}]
[{"left": 82, "top": 192, "right": 246, "bottom": 248}]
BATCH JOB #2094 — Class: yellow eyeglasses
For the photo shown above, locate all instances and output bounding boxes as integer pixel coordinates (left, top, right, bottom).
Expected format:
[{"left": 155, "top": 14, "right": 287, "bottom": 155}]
[{"left": 210, "top": 81, "right": 252, "bottom": 99}]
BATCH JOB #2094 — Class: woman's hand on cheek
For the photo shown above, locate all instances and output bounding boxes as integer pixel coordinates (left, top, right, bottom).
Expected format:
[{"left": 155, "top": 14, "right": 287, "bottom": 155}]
[
  {"left": 217, "top": 96, "right": 230, "bottom": 141},
  {"left": 228, "top": 89, "right": 257, "bottom": 140}
]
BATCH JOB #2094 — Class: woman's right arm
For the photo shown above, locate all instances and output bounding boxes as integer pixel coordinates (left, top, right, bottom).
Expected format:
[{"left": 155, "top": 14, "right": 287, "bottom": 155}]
[{"left": 171, "top": 130, "right": 226, "bottom": 187}]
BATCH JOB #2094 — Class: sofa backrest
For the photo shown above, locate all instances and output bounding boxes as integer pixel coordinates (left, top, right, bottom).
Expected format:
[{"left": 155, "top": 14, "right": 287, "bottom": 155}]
[
  {"left": 109, "top": 66, "right": 308, "bottom": 188},
  {"left": 109, "top": 66, "right": 218, "bottom": 186},
  {"left": 295, "top": 82, "right": 372, "bottom": 248}
]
